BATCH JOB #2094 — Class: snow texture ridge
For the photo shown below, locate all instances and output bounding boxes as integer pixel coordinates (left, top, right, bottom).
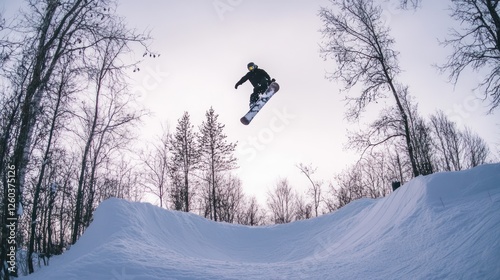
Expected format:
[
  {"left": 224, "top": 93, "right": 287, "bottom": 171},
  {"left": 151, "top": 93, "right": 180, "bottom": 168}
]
[{"left": 24, "top": 163, "right": 500, "bottom": 280}]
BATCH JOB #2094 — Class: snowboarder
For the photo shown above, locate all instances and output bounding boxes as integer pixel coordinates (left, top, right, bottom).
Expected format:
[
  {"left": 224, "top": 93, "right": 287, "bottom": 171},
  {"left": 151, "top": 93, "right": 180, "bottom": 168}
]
[{"left": 235, "top": 62, "right": 274, "bottom": 108}]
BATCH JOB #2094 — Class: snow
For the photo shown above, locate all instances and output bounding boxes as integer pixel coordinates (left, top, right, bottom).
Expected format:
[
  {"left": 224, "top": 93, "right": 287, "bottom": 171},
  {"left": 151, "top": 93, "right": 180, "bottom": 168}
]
[{"left": 24, "top": 164, "right": 500, "bottom": 280}]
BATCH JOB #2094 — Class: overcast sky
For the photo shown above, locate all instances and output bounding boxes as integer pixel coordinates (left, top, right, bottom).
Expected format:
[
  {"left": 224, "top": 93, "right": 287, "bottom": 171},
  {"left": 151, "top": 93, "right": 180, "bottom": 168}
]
[{"left": 3, "top": 0, "right": 499, "bottom": 204}]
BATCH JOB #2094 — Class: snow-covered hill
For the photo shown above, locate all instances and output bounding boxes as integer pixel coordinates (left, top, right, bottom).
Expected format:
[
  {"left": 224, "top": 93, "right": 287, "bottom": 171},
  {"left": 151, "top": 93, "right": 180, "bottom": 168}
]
[{"left": 24, "top": 164, "right": 500, "bottom": 280}]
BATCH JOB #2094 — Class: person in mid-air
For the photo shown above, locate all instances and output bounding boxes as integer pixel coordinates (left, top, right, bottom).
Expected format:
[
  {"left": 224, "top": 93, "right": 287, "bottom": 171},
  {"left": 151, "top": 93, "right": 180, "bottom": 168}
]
[{"left": 235, "top": 62, "right": 274, "bottom": 108}]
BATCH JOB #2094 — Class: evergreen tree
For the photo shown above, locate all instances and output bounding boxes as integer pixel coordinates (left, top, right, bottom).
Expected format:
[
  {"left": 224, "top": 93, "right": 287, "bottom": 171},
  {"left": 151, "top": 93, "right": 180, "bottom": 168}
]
[
  {"left": 169, "top": 112, "right": 200, "bottom": 212},
  {"left": 199, "top": 107, "right": 237, "bottom": 221}
]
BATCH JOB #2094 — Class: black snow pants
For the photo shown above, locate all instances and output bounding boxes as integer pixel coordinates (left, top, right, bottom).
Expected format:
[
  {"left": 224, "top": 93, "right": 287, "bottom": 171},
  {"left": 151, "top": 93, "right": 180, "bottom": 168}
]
[{"left": 250, "top": 83, "right": 268, "bottom": 105}]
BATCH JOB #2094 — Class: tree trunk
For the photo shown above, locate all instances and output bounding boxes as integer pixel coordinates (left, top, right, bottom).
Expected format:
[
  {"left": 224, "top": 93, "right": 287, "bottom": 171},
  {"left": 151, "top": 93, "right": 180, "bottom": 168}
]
[
  {"left": 27, "top": 71, "right": 64, "bottom": 273},
  {"left": 72, "top": 77, "right": 102, "bottom": 244},
  {"left": 184, "top": 170, "right": 189, "bottom": 212},
  {"left": 211, "top": 155, "right": 217, "bottom": 222}
]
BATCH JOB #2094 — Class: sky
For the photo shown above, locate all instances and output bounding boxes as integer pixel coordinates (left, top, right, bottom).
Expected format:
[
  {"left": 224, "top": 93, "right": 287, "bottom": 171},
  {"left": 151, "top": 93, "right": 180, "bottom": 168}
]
[
  {"left": 117, "top": 0, "right": 498, "bottom": 203},
  {"left": 116, "top": 0, "right": 357, "bottom": 202},
  {"left": 2, "top": 0, "right": 499, "bottom": 205},
  {"left": 23, "top": 163, "right": 500, "bottom": 279}
]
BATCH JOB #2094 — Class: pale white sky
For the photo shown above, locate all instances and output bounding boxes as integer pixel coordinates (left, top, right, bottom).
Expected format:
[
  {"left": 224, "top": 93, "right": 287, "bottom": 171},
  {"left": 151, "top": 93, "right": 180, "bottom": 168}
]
[
  {"left": 118, "top": 0, "right": 356, "bottom": 202},
  {"left": 118, "top": 0, "right": 499, "bottom": 203},
  {"left": 3, "top": 0, "right": 499, "bottom": 204}
]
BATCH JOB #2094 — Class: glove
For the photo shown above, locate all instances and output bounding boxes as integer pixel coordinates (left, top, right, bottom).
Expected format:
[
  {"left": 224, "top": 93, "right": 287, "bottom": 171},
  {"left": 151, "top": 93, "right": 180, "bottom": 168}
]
[
  {"left": 270, "top": 78, "right": 276, "bottom": 83},
  {"left": 235, "top": 83, "right": 239, "bottom": 89}
]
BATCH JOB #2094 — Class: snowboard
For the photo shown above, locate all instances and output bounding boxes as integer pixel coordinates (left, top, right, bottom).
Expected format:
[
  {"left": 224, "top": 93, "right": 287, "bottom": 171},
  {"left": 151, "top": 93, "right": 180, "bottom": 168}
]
[{"left": 240, "top": 82, "right": 280, "bottom": 125}]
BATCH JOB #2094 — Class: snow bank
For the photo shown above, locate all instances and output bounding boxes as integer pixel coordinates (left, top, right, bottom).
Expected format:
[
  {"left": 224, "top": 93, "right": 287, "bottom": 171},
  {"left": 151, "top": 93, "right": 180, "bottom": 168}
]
[{"left": 24, "top": 164, "right": 500, "bottom": 280}]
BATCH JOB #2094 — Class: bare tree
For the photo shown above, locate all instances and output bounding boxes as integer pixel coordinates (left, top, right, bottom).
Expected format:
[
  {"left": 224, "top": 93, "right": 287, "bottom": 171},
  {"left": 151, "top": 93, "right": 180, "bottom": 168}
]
[
  {"left": 430, "top": 111, "right": 463, "bottom": 171},
  {"left": 141, "top": 126, "right": 170, "bottom": 208},
  {"left": 0, "top": 69, "right": 24, "bottom": 279},
  {"left": 0, "top": 1, "right": 152, "bottom": 275},
  {"left": 27, "top": 56, "right": 75, "bottom": 273},
  {"left": 399, "top": 0, "right": 422, "bottom": 9},
  {"left": 0, "top": 13, "right": 14, "bottom": 68},
  {"left": 402, "top": 95, "right": 435, "bottom": 175},
  {"left": 294, "top": 194, "right": 313, "bottom": 221},
  {"left": 439, "top": 0, "right": 500, "bottom": 112},
  {"left": 217, "top": 174, "right": 244, "bottom": 223},
  {"left": 345, "top": 89, "right": 431, "bottom": 178},
  {"left": 98, "top": 156, "right": 144, "bottom": 201},
  {"left": 461, "top": 127, "right": 490, "bottom": 168},
  {"left": 319, "top": 0, "right": 419, "bottom": 177},
  {"left": 364, "top": 151, "right": 398, "bottom": 198},
  {"left": 72, "top": 31, "right": 146, "bottom": 244},
  {"left": 237, "top": 196, "right": 266, "bottom": 226},
  {"left": 297, "top": 163, "right": 323, "bottom": 217},
  {"left": 267, "top": 179, "right": 296, "bottom": 224},
  {"left": 329, "top": 166, "right": 364, "bottom": 211},
  {"left": 429, "top": 111, "right": 490, "bottom": 171},
  {"left": 327, "top": 151, "right": 396, "bottom": 212},
  {"left": 1, "top": 0, "right": 89, "bottom": 274},
  {"left": 409, "top": 116, "right": 434, "bottom": 175},
  {"left": 51, "top": 149, "right": 77, "bottom": 256},
  {"left": 0, "top": 22, "right": 24, "bottom": 276}
]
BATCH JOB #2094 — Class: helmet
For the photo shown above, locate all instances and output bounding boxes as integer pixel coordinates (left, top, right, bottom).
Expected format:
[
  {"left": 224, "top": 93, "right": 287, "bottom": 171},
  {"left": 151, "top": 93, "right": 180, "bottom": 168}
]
[{"left": 247, "top": 62, "right": 258, "bottom": 71}]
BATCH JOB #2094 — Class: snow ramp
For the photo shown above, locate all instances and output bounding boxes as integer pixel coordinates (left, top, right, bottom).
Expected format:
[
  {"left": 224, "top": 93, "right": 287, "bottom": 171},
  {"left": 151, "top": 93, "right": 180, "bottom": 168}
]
[{"left": 25, "top": 164, "right": 500, "bottom": 280}]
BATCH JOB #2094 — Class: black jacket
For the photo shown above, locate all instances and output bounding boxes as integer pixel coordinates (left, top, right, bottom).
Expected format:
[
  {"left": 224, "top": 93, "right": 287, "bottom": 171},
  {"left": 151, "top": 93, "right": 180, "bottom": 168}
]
[{"left": 236, "top": 68, "right": 271, "bottom": 88}]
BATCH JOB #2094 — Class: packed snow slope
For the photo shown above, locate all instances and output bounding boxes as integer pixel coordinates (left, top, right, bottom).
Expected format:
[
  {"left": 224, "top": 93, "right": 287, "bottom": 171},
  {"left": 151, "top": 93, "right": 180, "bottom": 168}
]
[{"left": 25, "top": 164, "right": 500, "bottom": 280}]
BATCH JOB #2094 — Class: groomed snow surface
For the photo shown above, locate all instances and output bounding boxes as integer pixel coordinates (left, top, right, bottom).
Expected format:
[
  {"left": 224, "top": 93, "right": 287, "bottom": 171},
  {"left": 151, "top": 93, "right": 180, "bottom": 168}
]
[{"left": 24, "top": 164, "right": 500, "bottom": 280}]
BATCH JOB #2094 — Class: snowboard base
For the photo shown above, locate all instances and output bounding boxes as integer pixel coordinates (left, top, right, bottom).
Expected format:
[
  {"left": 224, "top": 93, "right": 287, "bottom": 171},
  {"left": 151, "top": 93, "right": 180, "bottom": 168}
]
[
  {"left": 240, "top": 116, "right": 251, "bottom": 125},
  {"left": 240, "top": 82, "right": 280, "bottom": 125}
]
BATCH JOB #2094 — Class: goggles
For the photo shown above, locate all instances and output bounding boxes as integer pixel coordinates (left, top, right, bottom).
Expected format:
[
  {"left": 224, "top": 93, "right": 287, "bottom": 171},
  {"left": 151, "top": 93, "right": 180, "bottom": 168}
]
[{"left": 248, "top": 65, "right": 255, "bottom": 71}]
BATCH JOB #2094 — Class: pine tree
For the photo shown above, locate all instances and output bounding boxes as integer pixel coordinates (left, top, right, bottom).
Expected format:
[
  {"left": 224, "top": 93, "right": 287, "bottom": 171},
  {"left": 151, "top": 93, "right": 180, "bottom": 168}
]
[
  {"left": 169, "top": 112, "right": 200, "bottom": 212},
  {"left": 199, "top": 107, "right": 237, "bottom": 221}
]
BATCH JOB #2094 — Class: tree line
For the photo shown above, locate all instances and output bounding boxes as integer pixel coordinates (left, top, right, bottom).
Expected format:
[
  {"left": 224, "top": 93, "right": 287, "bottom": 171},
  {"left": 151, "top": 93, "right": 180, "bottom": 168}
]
[
  {"left": 0, "top": 0, "right": 153, "bottom": 277},
  {"left": 318, "top": 0, "right": 498, "bottom": 209},
  {"left": 141, "top": 109, "right": 240, "bottom": 223},
  {"left": 141, "top": 113, "right": 333, "bottom": 226}
]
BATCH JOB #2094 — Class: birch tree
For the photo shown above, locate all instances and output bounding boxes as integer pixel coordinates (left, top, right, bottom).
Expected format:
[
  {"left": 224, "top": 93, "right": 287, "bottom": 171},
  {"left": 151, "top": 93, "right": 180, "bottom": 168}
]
[
  {"left": 297, "top": 163, "right": 323, "bottom": 217},
  {"left": 440, "top": 0, "right": 500, "bottom": 112},
  {"left": 267, "top": 179, "right": 296, "bottom": 224},
  {"left": 319, "top": 0, "right": 420, "bottom": 177},
  {"left": 142, "top": 126, "right": 170, "bottom": 208},
  {"left": 72, "top": 32, "right": 146, "bottom": 244}
]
